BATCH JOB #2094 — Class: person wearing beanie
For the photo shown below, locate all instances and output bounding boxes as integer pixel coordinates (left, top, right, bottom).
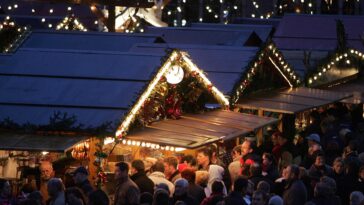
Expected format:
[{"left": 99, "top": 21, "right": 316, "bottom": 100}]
[{"left": 172, "top": 178, "right": 197, "bottom": 205}]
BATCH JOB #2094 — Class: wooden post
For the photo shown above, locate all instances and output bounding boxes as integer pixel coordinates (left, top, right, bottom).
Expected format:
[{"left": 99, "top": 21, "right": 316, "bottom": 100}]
[
  {"left": 278, "top": 114, "right": 283, "bottom": 132},
  {"left": 107, "top": 5, "right": 116, "bottom": 32},
  {"left": 256, "top": 109, "right": 264, "bottom": 147},
  {"left": 282, "top": 114, "right": 296, "bottom": 141}
]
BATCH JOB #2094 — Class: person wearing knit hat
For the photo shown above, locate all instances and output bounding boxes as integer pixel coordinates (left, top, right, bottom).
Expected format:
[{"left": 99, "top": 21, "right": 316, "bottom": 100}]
[
  {"left": 268, "top": 195, "right": 283, "bottom": 205},
  {"left": 172, "top": 178, "right": 198, "bottom": 205}
]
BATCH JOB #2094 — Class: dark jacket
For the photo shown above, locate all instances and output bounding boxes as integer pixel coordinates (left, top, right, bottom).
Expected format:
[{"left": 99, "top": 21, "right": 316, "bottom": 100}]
[
  {"left": 114, "top": 177, "right": 140, "bottom": 205},
  {"left": 130, "top": 171, "right": 154, "bottom": 195},
  {"left": 187, "top": 183, "right": 205, "bottom": 204},
  {"left": 309, "top": 195, "right": 341, "bottom": 205},
  {"left": 172, "top": 193, "right": 198, "bottom": 205},
  {"left": 283, "top": 179, "right": 307, "bottom": 205},
  {"left": 224, "top": 191, "right": 247, "bottom": 205},
  {"left": 77, "top": 179, "right": 94, "bottom": 196},
  {"left": 308, "top": 164, "right": 334, "bottom": 182},
  {"left": 200, "top": 193, "right": 224, "bottom": 205}
]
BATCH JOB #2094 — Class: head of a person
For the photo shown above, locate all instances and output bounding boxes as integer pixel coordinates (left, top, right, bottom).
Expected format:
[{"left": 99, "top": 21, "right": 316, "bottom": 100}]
[
  {"left": 181, "top": 155, "right": 196, "bottom": 168},
  {"left": 333, "top": 157, "right": 344, "bottom": 175},
  {"left": 262, "top": 153, "right": 274, "bottom": 167},
  {"left": 211, "top": 180, "right": 224, "bottom": 194},
  {"left": 0, "top": 179, "right": 11, "bottom": 197},
  {"left": 314, "top": 152, "right": 326, "bottom": 167},
  {"left": 47, "top": 178, "right": 64, "bottom": 197},
  {"left": 249, "top": 163, "right": 262, "bottom": 177},
  {"left": 114, "top": 162, "right": 129, "bottom": 180},
  {"left": 252, "top": 190, "right": 267, "bottom": 205},
  {"left": 65, "top": 187, "right": 86, "bottom": 205},
  {"left": 153, "top": 188, "right": 169, "bottom": 205},
  {"left": 241, "top": 140, "right": 254, "bottom": 157},
  {"left": 314, "top": 182, "right": 331, "bottom": 199},
  {"left": 196, "top": 148, "right": 211, "bottom": 168},
  {"left": 271, "top": 131, "right": 281, "bottom": 146},
  {"left": 233, "top": 176, "right": 248, "bottom": 194},
  {"left": 277, "top": 134, "right": 288, "bottom": 146},
  {"left": 88, "top": 189, "right": 109, "bottom": 205},
  {"left": 131, "top": 159, "right": 145, "bottom": 175},
  {"left": 174, "top": 178, "right": 189, "bottom": 197},
  {"left": 195, "top": 171, "right": 209, "bottom": 187},
  {"left": 257, "top": 181, "right": 270, "bottom": 195},
  {"left": 155, "top": 183, "right": 170, "bottom": 196},
  {"left": 40, "top": 161, "right": 54, "bottom": 181},
  {"left": 72, "top": 166, "right": 89, "bottom": 185},
  {"left": 181, "top": 168, "right": 196, "bottom": 184},
  {"left": 320, "top": 176, "right": 337, "bottom": 195},
  {"left": 307, "top": 133, "right": 321, "bottom": 147},
  {"left": 232, "top": 145, "right": 242, "bottom": 160},
  {"left": 284, "top": 165, "right": 300, "bottom": 181},
  {"left": 268, "top": 195, "right": 283, "bottom": 205},
  {"left": 163, "top": 157, "right": 178, "bottom": 177},
  {"left": 350, "top": 191, "right": 364, "bottom": 205},
  {"left": 150, "top": 161, "right": 165, "bottom": 173}
]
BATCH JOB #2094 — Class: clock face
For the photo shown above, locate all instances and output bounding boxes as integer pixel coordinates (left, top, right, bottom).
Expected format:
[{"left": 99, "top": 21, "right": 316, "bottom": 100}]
[{"left": 165, "top": 65, "right": 184, "bottom": 84}]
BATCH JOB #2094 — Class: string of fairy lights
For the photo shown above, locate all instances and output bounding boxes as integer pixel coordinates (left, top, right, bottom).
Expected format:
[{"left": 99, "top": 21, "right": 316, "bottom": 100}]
[
  {"left": 308, "top": 49, "right": 364, "bottom": 85},
  {"left": 230, "top": 42, "right": 301, "bottom": 104},
  {"left": 0, "top": 16, "right": 30, "bottom": 53}
]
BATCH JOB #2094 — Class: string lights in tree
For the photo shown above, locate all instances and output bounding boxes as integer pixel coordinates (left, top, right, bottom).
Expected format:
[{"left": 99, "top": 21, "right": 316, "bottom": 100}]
[
  {"left": 230, "top": 42, "right": 301, "bottom": 105},
  {"left": 307, "top": 49, "right": 364, "bottom": 85}
]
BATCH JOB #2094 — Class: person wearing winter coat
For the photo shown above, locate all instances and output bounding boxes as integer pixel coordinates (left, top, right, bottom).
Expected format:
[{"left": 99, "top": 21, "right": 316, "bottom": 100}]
[{"left": 204, "top": 165, "right": 227, "bottom": 197}]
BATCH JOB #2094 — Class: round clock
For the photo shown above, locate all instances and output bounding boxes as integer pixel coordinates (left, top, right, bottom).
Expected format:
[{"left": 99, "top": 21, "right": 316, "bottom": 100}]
[{"left": 165, "top": 65, "right": 184, "bottom": 84}]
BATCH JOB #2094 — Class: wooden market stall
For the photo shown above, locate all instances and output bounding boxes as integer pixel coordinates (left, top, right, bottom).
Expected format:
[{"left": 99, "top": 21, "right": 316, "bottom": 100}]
[{"left": 235, "top": 87, "right": 352, "bottom": 140}]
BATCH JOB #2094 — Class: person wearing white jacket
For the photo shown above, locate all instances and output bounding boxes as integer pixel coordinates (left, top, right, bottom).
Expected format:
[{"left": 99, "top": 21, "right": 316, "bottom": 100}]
[
  {"left": 148, "top": 162, "right": 175, "bottom": 196},
  {"left": 204, "top": 164, "right": 227, "bottom": 197}
]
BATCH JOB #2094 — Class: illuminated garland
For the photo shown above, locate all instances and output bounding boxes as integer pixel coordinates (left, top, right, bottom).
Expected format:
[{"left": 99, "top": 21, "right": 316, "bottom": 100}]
[
  {"left": 118, "top": 15, "right": 146, "bottom": 33},
  {"left": 0, "top": 17, "right": 30, "bottom": 53},
  {"left": 114, "top": 50, "right": 229, "bottom": 138},
  {"left": 56, "top": 14, "right": 87, "bottom": 31},
  {"left": 307, "top": 49, "right": 364, "bottom": 85},
  {"left": 230, "top": 42, "right": 301, "bottom": 105}
]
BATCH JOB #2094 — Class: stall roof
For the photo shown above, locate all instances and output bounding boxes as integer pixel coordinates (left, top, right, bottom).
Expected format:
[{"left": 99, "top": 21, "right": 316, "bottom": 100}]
[
  {"left": 325, "top": 79, "right": 364, "bottom": 104},
  {"left": 145, "top": 27, "right": 261, "bottom": 47},
  {"left": 0, "top": 133, "right": 88, "bottom": 152},
  {"left": 190, "top": 23, "right": 273, "bottom": 41},
  {"left": 236, "top": 87, "right": 352, "bottom": 114},
  {"left": 273, "top": 14, "right": 364, "bottom": 52},
  {"left": 0, "top": 49, "right": 165, "bottom": 128},
  {"left": 125, "top": 110, "right": 277, "bottom": 149},
  {"left": 21, "top": 30, "right": 164, "bottom": 52},
  {"left": 129, "top": 43, "right": 258, "bottom": 95}
]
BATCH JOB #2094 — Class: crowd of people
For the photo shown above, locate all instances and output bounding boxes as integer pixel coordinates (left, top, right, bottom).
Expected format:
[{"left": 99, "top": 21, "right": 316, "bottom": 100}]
[{"left": 0, "top": 103, "right": 363, "bottom": 205}]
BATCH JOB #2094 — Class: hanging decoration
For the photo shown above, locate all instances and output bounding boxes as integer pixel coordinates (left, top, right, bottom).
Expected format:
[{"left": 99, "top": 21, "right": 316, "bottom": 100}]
[
  {"left": 71, "top": 141, "right": 90, "bottom": 160},
  {"left": 230, "top": 42, "right": 301, "bottom": 105}
]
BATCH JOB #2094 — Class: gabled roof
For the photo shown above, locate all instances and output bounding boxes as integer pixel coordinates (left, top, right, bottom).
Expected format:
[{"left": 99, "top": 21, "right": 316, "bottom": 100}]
[
  {"left": 129, "top": 43, "right": 259, "bottom": 95},
  {"left": 0, "top": 49, "right": 165, "bottom": 129},
  {"left": 273, "top": 14, "right": 364, "bottom": 52},
  {"left": 145, "top": 27, "right": 261, "bottom": 47},
  {"left": 21, "top": 30, "right": 164, "bottom": 52},
  {"left": 190, "top": 23, "right": 273, "bottom": 42}
]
